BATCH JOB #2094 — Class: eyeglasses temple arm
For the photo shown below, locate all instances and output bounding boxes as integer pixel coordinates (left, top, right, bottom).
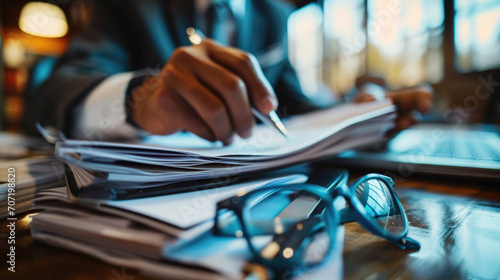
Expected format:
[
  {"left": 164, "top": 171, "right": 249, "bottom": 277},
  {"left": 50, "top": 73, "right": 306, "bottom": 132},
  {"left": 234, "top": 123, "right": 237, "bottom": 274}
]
[
  {"left": 258, "top": 215, "right": 323, "bottom": 260},
  {"left": 397, "top": 236, "right": 421, "bottom": 250},
  {"left": 306, "top": 168, "right": 348, "bottom": 192}
]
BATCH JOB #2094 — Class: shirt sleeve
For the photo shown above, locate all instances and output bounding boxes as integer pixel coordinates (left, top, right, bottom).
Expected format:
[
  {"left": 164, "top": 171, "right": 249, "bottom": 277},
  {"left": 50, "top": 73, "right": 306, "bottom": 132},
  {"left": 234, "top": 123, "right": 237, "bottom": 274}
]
[{"left": 71, "top": 72, "right": 149, "bottom": 140}]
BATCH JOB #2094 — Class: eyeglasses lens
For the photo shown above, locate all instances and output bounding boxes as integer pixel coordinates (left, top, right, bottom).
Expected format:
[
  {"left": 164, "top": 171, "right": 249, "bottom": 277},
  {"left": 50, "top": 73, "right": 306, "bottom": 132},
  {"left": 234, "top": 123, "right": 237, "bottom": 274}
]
[
  {"left": 244, "top": 189, "right": 334, "bottom": 266},
  {"left": 353, "top": 179, "right": 405, "bottom": 236}
]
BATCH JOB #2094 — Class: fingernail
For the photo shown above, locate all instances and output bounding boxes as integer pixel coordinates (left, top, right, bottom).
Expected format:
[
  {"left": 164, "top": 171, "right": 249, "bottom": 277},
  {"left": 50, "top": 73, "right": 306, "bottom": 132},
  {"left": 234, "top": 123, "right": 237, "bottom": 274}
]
[
  {"left": 423, "top": 98, "right": 433, "bottom": 113},
  {"left": 240, "top": 127, "right": 253, "bottom": 139},
  {"left": 259, "top": 97, "right": 276, "bottom": 114},
  {"left": 222, "top": 135, "right": 234, "bottom": 146},
  {"left": 358, "top": 94, "right": 376, "bottom": 103}
]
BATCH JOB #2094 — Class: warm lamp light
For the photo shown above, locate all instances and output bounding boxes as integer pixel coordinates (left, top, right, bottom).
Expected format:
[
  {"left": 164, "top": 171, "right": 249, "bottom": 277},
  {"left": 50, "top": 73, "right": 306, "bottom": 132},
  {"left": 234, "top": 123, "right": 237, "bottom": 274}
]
[{"left": 18, "top": 2, "right": 68, "bottom": 38}]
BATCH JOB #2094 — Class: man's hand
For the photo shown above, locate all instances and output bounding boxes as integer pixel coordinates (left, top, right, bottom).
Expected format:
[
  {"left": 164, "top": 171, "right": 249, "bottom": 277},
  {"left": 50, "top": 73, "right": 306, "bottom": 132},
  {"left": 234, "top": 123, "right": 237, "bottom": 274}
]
[
  {"left": 355, "top": 83, "right": 433, "bottom": 131},
  {"left": 128, "top": 39, "right": 277, "bottom": 145}
]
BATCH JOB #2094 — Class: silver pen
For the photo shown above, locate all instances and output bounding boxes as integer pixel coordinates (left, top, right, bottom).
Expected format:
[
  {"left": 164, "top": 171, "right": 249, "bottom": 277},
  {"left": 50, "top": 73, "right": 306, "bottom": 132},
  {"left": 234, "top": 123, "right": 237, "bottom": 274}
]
[{"left": 186, "top": 27, "right": 289, "bottom": 139}]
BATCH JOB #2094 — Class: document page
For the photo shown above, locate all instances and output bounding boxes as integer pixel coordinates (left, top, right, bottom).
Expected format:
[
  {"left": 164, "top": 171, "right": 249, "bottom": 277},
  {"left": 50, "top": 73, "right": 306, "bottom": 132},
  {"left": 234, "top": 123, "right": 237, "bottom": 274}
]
[
  {"left": 106, "top": 174, "right": 308, "bottom": 229},
  {"left": 141, "top": 100, "right": 394, "bottom": 157},
  {"left": 55, "top": 100, "right": 395, "bottom": 193}
]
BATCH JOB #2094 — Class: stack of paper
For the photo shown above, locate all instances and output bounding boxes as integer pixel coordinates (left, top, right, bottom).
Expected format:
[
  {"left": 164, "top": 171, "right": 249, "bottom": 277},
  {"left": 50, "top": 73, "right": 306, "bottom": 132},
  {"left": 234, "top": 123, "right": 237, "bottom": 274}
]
[
  {"left": 0, "top": 133, "right": 65, "bottom": 219},
  {"left": 28, "top": 102, "right": 389, "bottom": 278},
  {"left": 55, "top": 101, "right": 395, "bottom": 199},
  {"left": 31, "top": 174, "right": 324, "bottom": 279}
]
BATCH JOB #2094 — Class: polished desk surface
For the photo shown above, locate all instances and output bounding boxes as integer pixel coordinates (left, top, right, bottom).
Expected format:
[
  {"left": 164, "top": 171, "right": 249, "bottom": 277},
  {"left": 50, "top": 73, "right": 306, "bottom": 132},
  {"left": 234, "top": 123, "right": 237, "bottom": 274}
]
[{"left": 1, "top": 172, "right": 500, "bottom": 280}]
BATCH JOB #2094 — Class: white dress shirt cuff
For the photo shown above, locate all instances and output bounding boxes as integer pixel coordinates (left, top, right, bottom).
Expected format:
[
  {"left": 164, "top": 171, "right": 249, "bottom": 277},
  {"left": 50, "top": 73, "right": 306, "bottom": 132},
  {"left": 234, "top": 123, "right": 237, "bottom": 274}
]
[{"left": 71, "top": 72, "right": 149, "bottom": 140}]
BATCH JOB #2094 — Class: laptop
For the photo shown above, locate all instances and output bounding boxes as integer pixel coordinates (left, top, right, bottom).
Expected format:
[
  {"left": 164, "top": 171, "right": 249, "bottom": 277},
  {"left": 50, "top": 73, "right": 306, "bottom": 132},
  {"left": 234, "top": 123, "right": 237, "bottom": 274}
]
[{"left": 327, "top": 123, "right": 500, "bottom": 180}]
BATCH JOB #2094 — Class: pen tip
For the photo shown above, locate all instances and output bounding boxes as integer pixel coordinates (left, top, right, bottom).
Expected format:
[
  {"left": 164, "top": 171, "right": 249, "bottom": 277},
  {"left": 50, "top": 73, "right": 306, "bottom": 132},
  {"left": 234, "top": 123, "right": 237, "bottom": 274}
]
[{"left": 269, "top": 111, "right": 289, "bottom": 140}]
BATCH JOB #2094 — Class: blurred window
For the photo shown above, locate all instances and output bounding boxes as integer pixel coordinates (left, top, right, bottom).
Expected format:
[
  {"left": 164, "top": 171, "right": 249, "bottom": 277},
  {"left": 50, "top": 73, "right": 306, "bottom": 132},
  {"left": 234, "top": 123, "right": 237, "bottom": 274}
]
[
  {"left": 454, "top": 0, "right": 500, "bottom": 72},
  {"left": 288, "top": 3, "right": 324, "bottom": 98},
  {"left": 323, "top": 0, "right": 366, "bottom": 94},
  {"left": 365, "top": 0, "right": 445, "bottom": 88},
  {"left": 289, "top": 0, "right": 446, "bottom": 96}
]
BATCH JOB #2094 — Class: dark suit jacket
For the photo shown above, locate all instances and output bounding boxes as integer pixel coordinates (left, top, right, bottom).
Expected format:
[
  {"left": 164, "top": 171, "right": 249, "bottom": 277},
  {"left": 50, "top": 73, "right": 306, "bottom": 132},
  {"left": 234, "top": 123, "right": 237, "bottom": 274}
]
[{"left": 23, "top": 0, "right": 320, "bottom": 136}]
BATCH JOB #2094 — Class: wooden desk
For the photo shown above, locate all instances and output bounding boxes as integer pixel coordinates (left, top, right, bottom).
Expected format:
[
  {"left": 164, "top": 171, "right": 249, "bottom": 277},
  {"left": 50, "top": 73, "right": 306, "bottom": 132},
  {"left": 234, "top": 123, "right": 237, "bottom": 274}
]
[
  {"left": 1, "top": 173, "right": 500, "bottom": 280},
  {"left": 344, "top": 173, "right": 500, "bottom": 280}
]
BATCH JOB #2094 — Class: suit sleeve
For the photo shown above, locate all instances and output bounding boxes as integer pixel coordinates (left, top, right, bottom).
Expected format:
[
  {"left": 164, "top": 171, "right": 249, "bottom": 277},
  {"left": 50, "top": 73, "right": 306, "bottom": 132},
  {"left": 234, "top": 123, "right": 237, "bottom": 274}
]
[
  {"left": 274, "top": 60, "right": 321, "bottom": 116},
  {"left": 22, "top": 1, "right": 134, "bottom": 136}
]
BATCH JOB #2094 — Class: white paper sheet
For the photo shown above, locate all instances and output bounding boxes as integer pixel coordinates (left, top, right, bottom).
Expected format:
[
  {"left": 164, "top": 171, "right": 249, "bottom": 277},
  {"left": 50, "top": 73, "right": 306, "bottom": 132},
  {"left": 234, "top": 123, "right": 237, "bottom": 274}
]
[
  {"left": 55, "top": 100, "right": 395, "bottom": 192},
  {"left": 106, "top": 174, "right": 308, "bottom": 229}
]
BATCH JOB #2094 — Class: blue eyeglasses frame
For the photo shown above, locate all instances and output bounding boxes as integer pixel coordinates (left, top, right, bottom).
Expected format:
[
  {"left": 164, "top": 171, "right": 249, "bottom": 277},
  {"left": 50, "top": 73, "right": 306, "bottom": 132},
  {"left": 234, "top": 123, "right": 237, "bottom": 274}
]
[{"left": 213, "top": 170, "right": 420, "bottom": 271}]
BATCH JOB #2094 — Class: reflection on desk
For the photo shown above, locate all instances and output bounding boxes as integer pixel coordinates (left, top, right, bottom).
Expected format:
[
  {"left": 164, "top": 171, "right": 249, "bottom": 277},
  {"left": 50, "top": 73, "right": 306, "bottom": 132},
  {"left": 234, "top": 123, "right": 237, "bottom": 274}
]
[
  {"left": 1, "top": 173, "right": 500, "bottom": 279},
  {"left": 344, "top": 174, "right": 500, "bottom": 280}
]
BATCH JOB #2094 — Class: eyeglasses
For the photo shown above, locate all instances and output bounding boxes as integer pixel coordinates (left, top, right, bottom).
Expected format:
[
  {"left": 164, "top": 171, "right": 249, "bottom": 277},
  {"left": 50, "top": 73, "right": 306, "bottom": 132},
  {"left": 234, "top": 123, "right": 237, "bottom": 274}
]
[{"left": 213, "top": 170, "right": 420, "bottom": 273}]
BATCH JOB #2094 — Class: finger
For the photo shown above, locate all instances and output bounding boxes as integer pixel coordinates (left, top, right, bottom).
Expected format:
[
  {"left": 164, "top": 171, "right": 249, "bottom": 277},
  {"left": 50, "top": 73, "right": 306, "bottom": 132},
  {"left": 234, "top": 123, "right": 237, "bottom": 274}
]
[
  {"left": 129, "top": 84, "right": 176, "bottom": 135},
  {"left": 354, "top": 93, "right": 377, "bottom": 103},
  {"left": 387, "top": 85, "right": 433, "bottom": 114},
  {"left": 188, "top": 57, "right": 255, "bottom": 139},
  {"left": 168, "top": 94, "right": 217, "bottom": 142},
  {"left": 166, "top": 68, "right": 234, "bottom": 145},
  {"left": 387, "top": 91, "right": 416, "bottom": 113},
  {"left": 417, "top": 90, "right": 433, "bottom": 114},
  {"left": 136, "top": 78, "right": 217, "bottom": 141},
  {"left": 356, "top": 83, "right": 386, "bottom": 103},
  {"left": 394, "top": 111, "right": 419, "bottom": 131},
  {"left": 202, "top": 40, "right": 278, "bottom": 114}
]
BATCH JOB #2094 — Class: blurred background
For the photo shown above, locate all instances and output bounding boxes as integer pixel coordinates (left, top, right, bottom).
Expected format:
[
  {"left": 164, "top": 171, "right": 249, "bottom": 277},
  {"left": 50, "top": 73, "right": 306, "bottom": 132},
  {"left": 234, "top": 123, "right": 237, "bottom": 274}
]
[{"left": 0, "top": 0, "right": 499, "bottom": 133}]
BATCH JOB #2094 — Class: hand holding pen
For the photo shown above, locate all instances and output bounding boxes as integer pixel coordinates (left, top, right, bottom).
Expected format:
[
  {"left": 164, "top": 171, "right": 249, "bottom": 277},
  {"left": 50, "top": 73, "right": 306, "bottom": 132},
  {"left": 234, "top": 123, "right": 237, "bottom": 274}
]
[
  {"left": 127, "top": 27, "right": 287, "bottom": 145},
  {"left": 187, "top": 28, "right": 289, "bottom": 139}
]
